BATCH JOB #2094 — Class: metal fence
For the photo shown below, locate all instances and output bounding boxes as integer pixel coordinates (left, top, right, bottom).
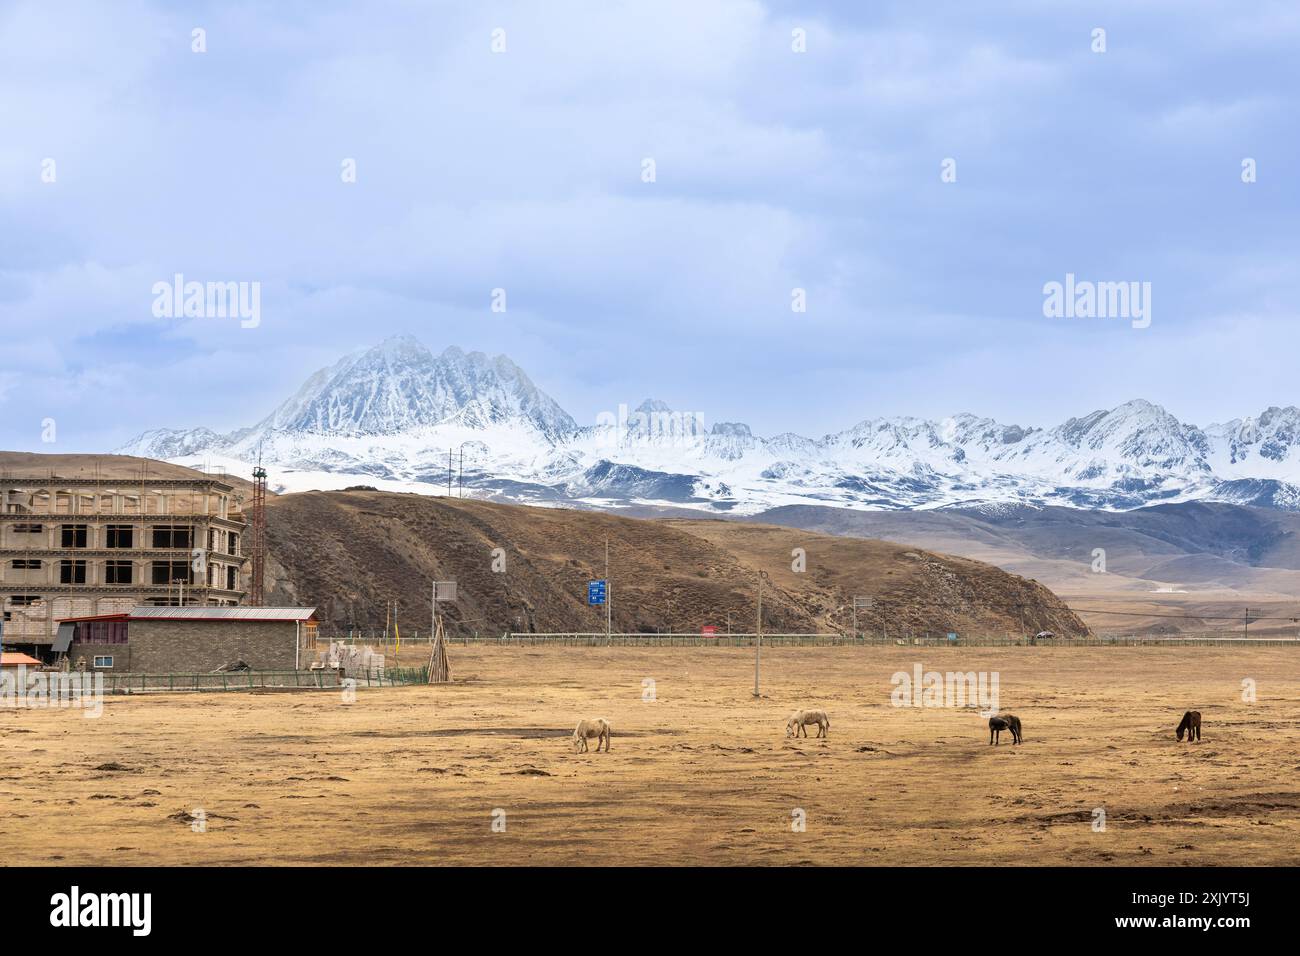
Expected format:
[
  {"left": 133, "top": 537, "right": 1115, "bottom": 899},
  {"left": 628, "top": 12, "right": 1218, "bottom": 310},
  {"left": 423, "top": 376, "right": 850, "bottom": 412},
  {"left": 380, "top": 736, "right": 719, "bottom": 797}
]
[
  {"left": 856, "top": 634, "right": 1299, "bottom": 648},
  {"left": 416, "top": 631, "right": 1299, "bottom": 648},
  {"left": 100, "top": 665, "right": 429, "bottom": 694}
]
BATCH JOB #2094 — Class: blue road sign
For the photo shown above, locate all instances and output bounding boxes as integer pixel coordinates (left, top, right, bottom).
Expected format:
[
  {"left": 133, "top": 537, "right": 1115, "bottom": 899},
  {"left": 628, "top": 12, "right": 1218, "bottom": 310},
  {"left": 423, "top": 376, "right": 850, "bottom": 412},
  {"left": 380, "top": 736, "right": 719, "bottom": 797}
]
[{"left": 587, "top": 580, "right": 607, "bottom": 605}]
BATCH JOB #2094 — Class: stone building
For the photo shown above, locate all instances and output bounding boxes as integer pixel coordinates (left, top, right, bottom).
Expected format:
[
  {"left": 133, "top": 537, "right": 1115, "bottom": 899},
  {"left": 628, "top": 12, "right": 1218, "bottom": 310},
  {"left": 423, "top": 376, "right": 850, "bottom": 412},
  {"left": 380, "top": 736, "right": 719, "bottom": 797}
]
[{"left": 58, "top": 606, "right": 318, "bottom": 673}]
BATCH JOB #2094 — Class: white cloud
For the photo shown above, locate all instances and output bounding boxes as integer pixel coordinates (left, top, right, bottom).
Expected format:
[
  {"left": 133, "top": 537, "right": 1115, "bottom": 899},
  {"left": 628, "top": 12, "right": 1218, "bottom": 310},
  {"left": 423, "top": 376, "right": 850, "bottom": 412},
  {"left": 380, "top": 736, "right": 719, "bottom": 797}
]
[{"left": 0, "top": 0, "right": 1297, "bottom": 444}]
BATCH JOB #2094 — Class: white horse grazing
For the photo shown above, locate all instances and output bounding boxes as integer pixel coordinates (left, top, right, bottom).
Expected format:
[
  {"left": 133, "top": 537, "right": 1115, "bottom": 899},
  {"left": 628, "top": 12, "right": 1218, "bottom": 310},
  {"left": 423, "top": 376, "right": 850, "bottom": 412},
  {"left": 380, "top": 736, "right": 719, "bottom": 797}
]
[
  {"left": 572, "top": 717, "right": 612, "bottom": 753},
  {"left": 786, "top": 709, "right": 830, "bottom": 738}
]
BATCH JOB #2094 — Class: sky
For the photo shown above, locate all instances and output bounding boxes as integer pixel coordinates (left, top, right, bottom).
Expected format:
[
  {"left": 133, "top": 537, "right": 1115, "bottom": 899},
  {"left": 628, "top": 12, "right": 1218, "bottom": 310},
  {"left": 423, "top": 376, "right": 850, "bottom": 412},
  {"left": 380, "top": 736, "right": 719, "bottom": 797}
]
[{"left": 2, "top": 0, "right": 1298, "bottom": 451}]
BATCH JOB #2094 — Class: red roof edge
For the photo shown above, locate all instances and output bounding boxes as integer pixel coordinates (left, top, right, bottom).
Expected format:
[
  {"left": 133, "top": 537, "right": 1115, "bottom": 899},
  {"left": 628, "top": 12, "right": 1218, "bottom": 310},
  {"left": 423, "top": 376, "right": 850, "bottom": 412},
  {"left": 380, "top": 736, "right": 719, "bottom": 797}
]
[{"left": 1, "top": 652, "right": 44, "bottom": 667}]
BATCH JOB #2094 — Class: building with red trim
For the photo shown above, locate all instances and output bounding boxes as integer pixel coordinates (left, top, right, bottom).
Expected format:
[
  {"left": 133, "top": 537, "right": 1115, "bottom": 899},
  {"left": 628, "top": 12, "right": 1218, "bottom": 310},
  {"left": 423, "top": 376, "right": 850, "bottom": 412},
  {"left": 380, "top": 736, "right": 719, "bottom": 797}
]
[{"left": 56, "top": 606, "right": 318, "bottom": 673}]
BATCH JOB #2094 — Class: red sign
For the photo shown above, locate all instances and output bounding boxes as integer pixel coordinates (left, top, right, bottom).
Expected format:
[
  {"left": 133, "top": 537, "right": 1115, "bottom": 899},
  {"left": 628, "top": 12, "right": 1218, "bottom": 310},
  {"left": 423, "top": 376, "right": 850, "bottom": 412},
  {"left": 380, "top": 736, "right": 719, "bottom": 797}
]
[{"left": 701, "top": 626, "right": 718, "bottom": 637}]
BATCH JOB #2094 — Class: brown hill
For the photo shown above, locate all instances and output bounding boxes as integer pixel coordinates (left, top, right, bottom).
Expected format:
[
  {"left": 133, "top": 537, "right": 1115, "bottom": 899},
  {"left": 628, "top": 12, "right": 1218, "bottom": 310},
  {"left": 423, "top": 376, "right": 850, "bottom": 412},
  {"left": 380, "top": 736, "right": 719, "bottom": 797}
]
[
  {"left": 751, "top": 502, "right": 1300, "bottom": 634},
  {"left": 263, "top": 490, "right": 1089, "bottom": 639}
]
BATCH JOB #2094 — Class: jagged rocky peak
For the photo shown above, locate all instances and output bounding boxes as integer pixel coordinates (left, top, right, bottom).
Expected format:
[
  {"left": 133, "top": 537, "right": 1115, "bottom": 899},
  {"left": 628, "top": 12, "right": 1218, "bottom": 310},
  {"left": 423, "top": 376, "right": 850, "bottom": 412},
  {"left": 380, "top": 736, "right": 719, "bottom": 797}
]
[
  {"left": 945, "top": 413, "right": 1032, "bottom": 447},
  {"left": 1050, "top": 399, "right": 1209, "bottom": 470},
  {"left": 1210, "top": 405, "right": 1300, "bottom": 464},
  {"left": 117, "top": 426, "right": 229, "bottom": 459},
  {"left": 626, "top": 398, "right": 707, "bottom": 438},
  {"left": 711, "top": 422, "right": 752, "bottom": 437},
  {"left": 255, "top": 336, "right": 578, "bottom": 439}
]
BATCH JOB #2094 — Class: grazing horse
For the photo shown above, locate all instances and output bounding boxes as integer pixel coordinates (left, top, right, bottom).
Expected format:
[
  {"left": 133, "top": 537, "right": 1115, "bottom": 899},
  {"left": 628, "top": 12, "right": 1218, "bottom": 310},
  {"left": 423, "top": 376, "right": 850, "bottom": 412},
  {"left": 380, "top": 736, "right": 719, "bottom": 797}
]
[
  {"left": 989, "top": 714, "right": 1022, "bottom": 745},
  {"left": 1176, "top": 710, "right": 1201, "bottom": 742},
  {"left": 786, "top": 709, "right": 830, "bottom": 738},
  {"left": 572, "top": 717, "right": 612, "bottom": 753}
]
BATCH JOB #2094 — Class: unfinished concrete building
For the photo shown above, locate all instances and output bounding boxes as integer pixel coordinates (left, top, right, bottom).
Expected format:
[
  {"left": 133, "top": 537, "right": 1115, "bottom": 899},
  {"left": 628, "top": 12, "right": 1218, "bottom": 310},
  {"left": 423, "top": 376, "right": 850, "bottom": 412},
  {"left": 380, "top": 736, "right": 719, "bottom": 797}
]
[{"left": 0, "top": 476, "right": 248, "bottom": 661}]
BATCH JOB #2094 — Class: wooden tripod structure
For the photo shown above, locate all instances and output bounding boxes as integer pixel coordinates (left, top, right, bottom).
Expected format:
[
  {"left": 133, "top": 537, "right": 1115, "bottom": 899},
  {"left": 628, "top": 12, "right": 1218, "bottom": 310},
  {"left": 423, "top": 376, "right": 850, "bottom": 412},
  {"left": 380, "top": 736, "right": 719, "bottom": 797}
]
[{"left": 427, "top": 613, "right": 451, "bottom": 684}]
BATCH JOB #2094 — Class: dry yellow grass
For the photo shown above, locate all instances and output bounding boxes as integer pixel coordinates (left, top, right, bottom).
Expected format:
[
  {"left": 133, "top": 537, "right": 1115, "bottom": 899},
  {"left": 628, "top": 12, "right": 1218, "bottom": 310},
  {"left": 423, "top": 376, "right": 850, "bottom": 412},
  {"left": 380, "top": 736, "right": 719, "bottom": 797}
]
[{"left": 2, "top": 646, "right": 1298, "bottom": 866}]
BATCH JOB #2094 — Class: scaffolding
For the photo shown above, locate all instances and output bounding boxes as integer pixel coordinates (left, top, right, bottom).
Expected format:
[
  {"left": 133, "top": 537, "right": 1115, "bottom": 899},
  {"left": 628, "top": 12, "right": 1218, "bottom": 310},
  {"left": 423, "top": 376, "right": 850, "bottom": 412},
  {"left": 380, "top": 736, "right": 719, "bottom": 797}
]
[{"left": 249, "top": 464, "right": 267, "bottom": 606}]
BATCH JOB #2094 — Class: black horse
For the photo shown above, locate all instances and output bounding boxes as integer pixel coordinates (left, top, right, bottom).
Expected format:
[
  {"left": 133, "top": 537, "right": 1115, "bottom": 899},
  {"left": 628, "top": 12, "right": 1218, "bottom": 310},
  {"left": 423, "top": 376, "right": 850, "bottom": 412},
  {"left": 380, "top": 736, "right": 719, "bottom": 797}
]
[
  {"left": 989, "top": 714, "right": 1022, "bottom": 745},
  {"left": 1176, "top": 710, "right": 1201, "bottom": 742}
]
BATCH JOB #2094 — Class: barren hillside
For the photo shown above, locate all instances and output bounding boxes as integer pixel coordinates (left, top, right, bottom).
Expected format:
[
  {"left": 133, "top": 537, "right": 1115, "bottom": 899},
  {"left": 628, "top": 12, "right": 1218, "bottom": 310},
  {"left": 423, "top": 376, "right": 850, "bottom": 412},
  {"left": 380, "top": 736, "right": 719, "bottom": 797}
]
[
  {"left": 263, "top": 490, "right": 1088, "bottom": 638},
  {"left": 753, "top": 502, "right": 1300, "bottom": 634}
]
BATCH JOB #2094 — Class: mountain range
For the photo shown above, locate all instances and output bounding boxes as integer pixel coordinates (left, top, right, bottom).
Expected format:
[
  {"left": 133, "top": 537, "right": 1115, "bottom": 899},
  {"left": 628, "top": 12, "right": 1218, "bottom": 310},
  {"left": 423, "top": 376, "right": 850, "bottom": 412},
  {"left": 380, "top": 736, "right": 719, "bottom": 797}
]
[{"left": 118, "top": 335, "right": 1300, "bottom": 515}]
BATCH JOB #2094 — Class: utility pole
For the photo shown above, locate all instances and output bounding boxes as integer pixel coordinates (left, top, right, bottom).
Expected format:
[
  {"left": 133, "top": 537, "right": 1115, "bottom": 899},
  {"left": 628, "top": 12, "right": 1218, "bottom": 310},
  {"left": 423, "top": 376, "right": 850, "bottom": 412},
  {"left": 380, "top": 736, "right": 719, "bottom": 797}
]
[
  {"left": 1244, "top": 606, "right": 1250, "bottom": 640},
  {"left": 754, "top": 570, "right": 769, "bottom": 698},
  {"left": 605, "top": 535, "right": 611, "bottom": 646},
  {"left": 447, "top": 449, "right": 453, "bottom": 497}
]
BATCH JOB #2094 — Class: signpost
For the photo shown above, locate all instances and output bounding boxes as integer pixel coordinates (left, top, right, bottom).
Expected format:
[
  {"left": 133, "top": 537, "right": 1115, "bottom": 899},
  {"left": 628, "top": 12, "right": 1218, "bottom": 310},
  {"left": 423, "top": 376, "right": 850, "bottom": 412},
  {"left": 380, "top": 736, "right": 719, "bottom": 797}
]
[
  {"left": 432, "top": 581, "right": 457, "bottom": 641},
  {"left": 701, "top": 625, "right": 717, "bottom": 637},
  {"left": 588, "top": 576, "right": 611, "bottom": 644},
  {"left": 853, "top": 595, "right": 874, "bottom": 639},
  {"left": 586, "top": 536, "right": 613, "bottom": 645}
]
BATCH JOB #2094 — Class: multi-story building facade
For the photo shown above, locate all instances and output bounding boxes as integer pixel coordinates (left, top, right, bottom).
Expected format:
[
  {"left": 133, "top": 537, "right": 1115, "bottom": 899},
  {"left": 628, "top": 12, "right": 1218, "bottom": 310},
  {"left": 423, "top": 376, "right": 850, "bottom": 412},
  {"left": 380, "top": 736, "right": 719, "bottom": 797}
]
[{"left": 0, "top": 476, "right": 248, "bottom": 659}]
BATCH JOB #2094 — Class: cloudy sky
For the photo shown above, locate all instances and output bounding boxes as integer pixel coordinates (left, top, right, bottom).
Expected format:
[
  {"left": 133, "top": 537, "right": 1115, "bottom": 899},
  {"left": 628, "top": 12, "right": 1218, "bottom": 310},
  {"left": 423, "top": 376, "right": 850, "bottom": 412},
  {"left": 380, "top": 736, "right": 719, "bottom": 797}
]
[{"left": 2, "top": 0, "right": 1298, "bottom": 451}]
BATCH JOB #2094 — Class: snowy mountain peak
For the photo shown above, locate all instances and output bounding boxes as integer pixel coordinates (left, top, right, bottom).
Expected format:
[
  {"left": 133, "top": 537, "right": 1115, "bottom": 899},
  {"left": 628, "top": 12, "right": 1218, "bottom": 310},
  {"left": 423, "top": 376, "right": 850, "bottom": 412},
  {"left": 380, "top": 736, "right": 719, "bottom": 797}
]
[
  {"left": 623, "top": 399, "right": 707, "bottom": 440},
  {"left": 711, "top": 422, "right": 752, "bottom": 437},
  {"left": 253, "top": 338, "right": 577, "bottom": 440},
  {"left": 115, "top": 339, "right": 1300, "bottom": 514}
]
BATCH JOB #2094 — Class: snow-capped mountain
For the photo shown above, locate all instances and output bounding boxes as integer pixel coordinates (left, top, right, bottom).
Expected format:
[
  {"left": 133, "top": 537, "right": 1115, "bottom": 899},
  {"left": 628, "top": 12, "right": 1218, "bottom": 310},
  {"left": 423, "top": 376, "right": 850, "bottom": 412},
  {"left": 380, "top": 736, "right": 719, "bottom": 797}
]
[{"left": 117, "top": 336, "right": 1300, "bottom": 514}]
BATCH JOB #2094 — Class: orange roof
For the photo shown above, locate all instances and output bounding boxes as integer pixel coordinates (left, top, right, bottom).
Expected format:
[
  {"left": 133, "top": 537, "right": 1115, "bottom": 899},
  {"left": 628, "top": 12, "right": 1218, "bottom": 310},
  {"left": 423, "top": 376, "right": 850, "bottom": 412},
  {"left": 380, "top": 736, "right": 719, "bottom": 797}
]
[{"left": 0, "top": 652, "right": 43, "bottom": 668}]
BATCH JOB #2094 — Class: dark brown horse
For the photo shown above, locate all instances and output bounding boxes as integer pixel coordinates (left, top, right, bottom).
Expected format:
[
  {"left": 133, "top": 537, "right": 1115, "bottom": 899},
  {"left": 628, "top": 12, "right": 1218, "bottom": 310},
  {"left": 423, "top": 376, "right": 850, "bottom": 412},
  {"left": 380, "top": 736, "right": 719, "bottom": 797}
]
[
  {"left": 989, "top": 714, "right": 1022, "bottom": 745},
  {"left": 1176, "top": 710, "right": 1201, "bottom": 742}
]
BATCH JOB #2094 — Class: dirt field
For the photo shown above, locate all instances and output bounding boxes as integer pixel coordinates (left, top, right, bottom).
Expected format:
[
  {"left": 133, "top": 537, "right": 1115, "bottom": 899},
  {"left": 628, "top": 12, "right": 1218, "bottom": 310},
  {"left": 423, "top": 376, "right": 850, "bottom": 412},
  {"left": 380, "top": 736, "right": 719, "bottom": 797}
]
[{"left": 3, "top": 646, "right": 1298, "bottom": 866}]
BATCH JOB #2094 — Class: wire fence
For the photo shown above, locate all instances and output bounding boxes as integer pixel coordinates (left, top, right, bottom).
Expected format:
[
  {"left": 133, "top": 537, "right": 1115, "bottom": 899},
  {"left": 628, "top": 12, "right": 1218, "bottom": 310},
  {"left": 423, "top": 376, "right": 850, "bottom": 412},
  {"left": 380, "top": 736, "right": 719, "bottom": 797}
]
[
  {"left": 99, "top": 665, "right": 430, "bottom": 694},
  {"left": 356, "top": 631, "right": 1300, "bottom": 648},
  {"left": 54, "top": 631, "right": 1295, "bottom": 696}
]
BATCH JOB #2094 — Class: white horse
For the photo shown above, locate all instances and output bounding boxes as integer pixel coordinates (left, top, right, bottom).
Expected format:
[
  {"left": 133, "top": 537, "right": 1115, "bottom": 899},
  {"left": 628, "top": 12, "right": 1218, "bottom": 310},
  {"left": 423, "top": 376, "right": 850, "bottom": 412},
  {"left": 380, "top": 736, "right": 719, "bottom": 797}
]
[
  {"left": 572, "top": 717, "right": 612, "bottom": 753},
  {"left": 786, "top": 709, "right": 830, "bottom": 738}
]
